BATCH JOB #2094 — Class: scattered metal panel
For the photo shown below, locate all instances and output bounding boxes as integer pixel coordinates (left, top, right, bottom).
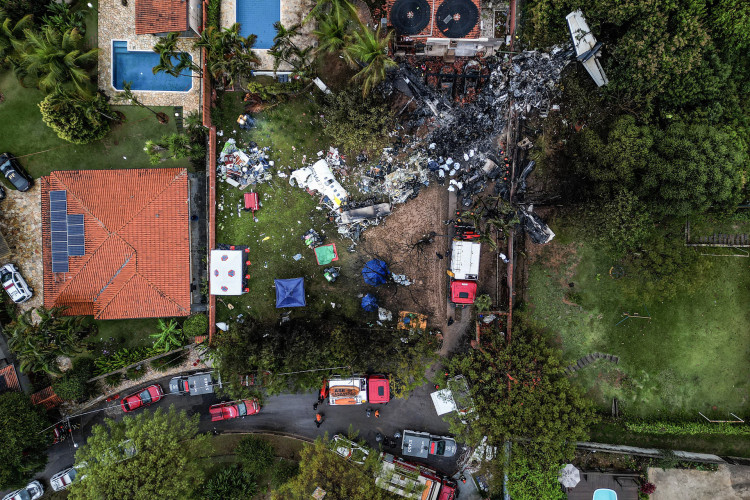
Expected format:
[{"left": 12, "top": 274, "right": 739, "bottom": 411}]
[
  {"left": 566, "top": 10, "right": 609, "bottom": 86},
  {"left": 339, "top": 203, "right": 392, "bottom": 224}
]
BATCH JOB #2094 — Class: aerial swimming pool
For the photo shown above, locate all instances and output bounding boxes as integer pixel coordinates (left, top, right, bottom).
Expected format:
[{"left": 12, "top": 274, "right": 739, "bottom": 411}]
[
  {"left": 236, "top": 0, "right": 281, "bottom": 49},
  {"left": 111, "top": 40, "right": 192, "bottom": 92}
]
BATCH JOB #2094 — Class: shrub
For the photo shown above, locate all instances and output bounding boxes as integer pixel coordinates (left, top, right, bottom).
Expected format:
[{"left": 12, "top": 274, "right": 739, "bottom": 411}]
[
  {"left": 236, "top": 435, "right": 275, "bottom": 477},
  {"left": 625, "top": 420, "right": 750, "bottom": 436},
  {"left": 318, "top": 87, "right": 394, "bottom": 155},
  {"left": 150, "top": 351, "right": 187, "bottom": 372},
  {"left": 640, "top": 482, "right": 656, "bottom": 495},
  {"left": 182, "top": 313, "right": 208, "bottom": 339},
  {"left": 51, "top": 357, "right": 95, "bottom": 401},
  {"left": 202, "top": 464, "right": 257, "bottom": 499},
  {"left": 38, "top": 93, "right": 111, "bottom": 144},
  {"left": 104, "top": 372, "right": 122, "bottom": 386},
  {"left": 125, "top": 365, "right": 146, "bottom": 381},
  {"left": 271, "top": 459, "right": 299, "bottom": 488},
  {"left": 206, "top": 0, "right": 220, "bottom": 28}
]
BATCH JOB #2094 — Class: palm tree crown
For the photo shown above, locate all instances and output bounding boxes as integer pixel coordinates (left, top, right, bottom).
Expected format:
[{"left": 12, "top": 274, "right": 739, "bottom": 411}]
[
  {"left": 344, "top": 24, "right": 396, "bottom": 95},
  {"left": 12, "top": 26, "right": 98, "bottom": 96}
]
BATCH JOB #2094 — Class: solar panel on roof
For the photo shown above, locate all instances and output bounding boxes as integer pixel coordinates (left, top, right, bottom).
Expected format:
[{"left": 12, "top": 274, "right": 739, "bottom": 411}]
[
  {"left": 67, "top": 214, "right": 85, "bottom": 256},
  {"left": 49, "top": 191, "right": 69, "bottom": 272}
]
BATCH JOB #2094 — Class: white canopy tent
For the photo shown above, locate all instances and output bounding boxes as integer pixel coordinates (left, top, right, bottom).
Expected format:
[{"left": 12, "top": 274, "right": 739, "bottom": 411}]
[{"left": 210, "top": 249, "right": 244, "bottom": 295}]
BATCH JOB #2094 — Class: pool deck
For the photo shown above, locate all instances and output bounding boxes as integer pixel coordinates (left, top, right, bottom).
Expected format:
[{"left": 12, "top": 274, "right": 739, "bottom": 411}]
[
  {"left": 221, "top": 0, "right": 316, "bottom": 71},
  {"left": 566, "top": 472, "right": 640, "bottom": 500},
  {"left": 97, "top": 0, "right": 201, "bottom": 114}
]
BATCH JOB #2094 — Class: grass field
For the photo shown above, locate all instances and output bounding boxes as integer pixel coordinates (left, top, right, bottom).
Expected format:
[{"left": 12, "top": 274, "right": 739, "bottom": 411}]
[
  {"left": 213, "top": 91, "right": 362, "bottom": 322},
  {"left": 526, "top": 212, "right": 750, "bottom": 419},
  {"left": 0, "top": 71, "right": 190, "bottom": 181}
]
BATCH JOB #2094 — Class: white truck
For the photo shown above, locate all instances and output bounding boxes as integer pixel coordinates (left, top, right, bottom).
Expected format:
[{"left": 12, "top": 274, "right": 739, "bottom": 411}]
[{"left": 450, "top": 240, "right": 480, "bottom": 280}]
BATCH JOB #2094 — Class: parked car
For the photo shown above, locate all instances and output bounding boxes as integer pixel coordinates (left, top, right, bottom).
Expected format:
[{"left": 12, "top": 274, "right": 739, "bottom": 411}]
[
  {"left": 0, "top": 153, "right": 32, "bottom": 192},
  {"left": 120, "top": 384, "right": 164, "bottom": 412},
  {"left": 1, "top": 263, "right": 33, "bottom": 303},
  {"left": 50, "top": 466, "right": 81, "bottom": 491},
  {"left": 209, "top": 399, "right": 259, "bottom": 421},
  {"left": 168, "top": 372, "right": 216, "bottom": 396},
  {"left": 2, "top": 480, "right": 43, "bottom": 500},
  {"left": 402, "top": 430, "right": 458, "bottom": 459}
]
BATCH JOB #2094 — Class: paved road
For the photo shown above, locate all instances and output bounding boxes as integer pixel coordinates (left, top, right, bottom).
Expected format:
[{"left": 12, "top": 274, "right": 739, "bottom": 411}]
[{"left": 40, "top": 373, "right": 459, "bottom": 486}]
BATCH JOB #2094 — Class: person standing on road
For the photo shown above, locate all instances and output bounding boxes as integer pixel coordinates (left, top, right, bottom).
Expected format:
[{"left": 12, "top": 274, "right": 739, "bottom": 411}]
[
  {"left": 374, "top": 409, "right": 380, "bottom": 418},
  {"left": 315, "top": 413, "right": 324, "bottom": 428}
]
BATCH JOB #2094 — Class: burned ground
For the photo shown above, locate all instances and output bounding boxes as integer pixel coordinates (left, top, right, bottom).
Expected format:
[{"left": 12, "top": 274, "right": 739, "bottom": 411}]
[{"left": 358, "top": 185, "right": 451, "bottom": 332}]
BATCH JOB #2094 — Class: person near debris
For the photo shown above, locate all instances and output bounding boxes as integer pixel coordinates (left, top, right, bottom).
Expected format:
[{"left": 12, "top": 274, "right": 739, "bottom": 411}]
[
  {"left": 313, "top": 402, "right": 318, "bottom": 410},
  {"left": 374, "top": 410, "right": 380, "bottom": 418},
  {"left": 315, "top": 413, "right": 324, "bottom": 428}
]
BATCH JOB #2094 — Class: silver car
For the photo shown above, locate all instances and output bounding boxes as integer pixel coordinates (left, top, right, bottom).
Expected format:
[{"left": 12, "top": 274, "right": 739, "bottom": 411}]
[
  {"left": 2, "top": 480, "right": 44, "bottom": 500},
  {"left": 50, "top": 466, "right": 81, "bottom": 491},
  {"left": 0, "top": 263, "right": 32, "bottom": 304}
]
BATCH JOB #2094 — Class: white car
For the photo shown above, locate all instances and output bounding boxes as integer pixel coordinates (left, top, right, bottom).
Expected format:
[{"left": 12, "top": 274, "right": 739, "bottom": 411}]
[
  {"left": 331, "top": 435, "right": 369, "bottom": 465},
  {"left": 50, "top": 466, "right": 81, "bottom": 491},
  {"left": 2, "top": 480, "right": 43, "bottom": 500},
  {"left": 1, "top": 263, "right": 32, "bottom": 303}
]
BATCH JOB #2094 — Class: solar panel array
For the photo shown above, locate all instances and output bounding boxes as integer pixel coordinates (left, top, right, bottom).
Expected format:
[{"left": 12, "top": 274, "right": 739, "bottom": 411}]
[
  {"left": 49, "top": 190, "right": 86, "bottom": 273},
  {"left": 67, "top": 214, "right": 85, "bottom": 256},
  {"left": 50, "top": 191, "right": 69, "bottom": 273}
]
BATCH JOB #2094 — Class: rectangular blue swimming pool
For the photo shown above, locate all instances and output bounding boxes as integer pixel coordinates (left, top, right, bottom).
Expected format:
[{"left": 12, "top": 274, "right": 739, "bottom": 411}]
[
  {"left": 112, "top": 40, "right": 193, "bottom": 92},
  {"left": 236, "top": 0, "right": 281, "bottom": 49}
]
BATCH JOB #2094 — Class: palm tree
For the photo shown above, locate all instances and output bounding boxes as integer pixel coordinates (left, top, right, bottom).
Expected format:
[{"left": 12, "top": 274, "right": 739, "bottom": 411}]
[
  {"left": 0, "top": 12, "right": 32, "bottom": 62},
  {"left": 195, "top": 23, "right": 260, "bottom": 88},
  {"left": 152, "top": 31, "right": 201, "bottom": 77},
  {"left": 305, "top": 0, "right": 355, "bottom": 23},
  {"left": 117, "top": 82, "right": 169, "bottom": 123},
  {"left": 268, "top": 21, "right": 302, "bottom": 72},
  {"left": 344, "top": 24, "right": 396, "bottom": 95},
  {"left": 12, "top": 26, "right": 98, "bottom": 96},
  {"left": 313, "top": 1, "right": 352, "bottom": 55},
  {"left": 5, "top": 307, "right": 93, "bottom": 375}
]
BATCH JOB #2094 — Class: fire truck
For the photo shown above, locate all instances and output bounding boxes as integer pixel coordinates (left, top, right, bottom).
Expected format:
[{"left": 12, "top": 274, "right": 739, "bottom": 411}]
[
  {"left": 323, "top": 375, "right": 391, "bottom": 406},
  {"left": 375, "top": 453, "right": 457, "bottom": 500}
]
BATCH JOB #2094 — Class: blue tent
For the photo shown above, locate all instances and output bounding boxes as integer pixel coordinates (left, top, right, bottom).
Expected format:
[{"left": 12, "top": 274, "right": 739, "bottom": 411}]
[
  {"left": 275, "top": 278, "right": 306, "bottom": 308},
  {"left": 361, "top": 293, "right": 378, "bottom": 312},
  {"left": 362, "top": 259, "right": 389, "bottom": 286}
]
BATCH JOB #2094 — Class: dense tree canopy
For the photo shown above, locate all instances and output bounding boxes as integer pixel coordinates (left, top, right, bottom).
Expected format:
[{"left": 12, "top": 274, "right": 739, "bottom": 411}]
[
  {"left": 213, "top": 314, "right": 437, "bottom": 399},
  {"left": 69, "top": 406, "right": 210, "bottom": 500},
  {"left": 446, "top": 317, "right": 595, "bottom": 469},
  {"left": 272, "top": 438, "right": 395, "bottom": 500},
  {"left": 39, "top": 92, "right": 112, "bottom": 144},
  {"left": 574, "top": 116, "right": 747, "bottom": 216},
  {"left": 0, "top": 393, "right": 50, "bottom": 489}
]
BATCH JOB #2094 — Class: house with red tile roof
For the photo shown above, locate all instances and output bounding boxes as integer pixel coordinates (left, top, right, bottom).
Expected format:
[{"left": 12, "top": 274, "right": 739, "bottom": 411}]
[
  {"left": 135, "top": 0, "right": 202, "bottom": 36},
  {"left": 41, "top": 168, "right": 192, "bottom": 320}
]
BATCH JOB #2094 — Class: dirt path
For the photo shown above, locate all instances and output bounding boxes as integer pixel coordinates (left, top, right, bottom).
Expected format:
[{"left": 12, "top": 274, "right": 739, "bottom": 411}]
[
  {"left": 359, "top": 185, "right": 450, "bottom": 331},
  {"left": 649, "top": 465, "right": 750, "bottom": 500},
  {"left": 0, "top": 185, "right": 43, "bottom": 312}
]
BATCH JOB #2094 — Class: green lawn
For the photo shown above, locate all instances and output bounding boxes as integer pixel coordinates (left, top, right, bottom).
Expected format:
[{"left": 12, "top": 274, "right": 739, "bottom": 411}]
[
  {"left": 93, "top": 318, "right": 162, "bottom": 349},
  {"left": 213, "top": 91, "right": 362, "bottom": 322},
  {"left": 526, "top": 213, "right": 750, "bottom": 419},
  {"left": 0, "top": 70, "right": 190, "bottom": 181}
]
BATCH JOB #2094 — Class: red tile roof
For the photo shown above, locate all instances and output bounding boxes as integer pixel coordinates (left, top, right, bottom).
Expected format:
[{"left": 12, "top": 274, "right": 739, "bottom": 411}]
[
  {"left": 31, "top": 386, "right": 63, "bottom": 409},
  {"left": 135, "top": 0, "right": 189, "bottom": 35},
  {"left": 0, "top": 365, "right": 21, "bottom": 393},
  {"left": 41, "top": 169, "right": 191, "bottom": 320}
]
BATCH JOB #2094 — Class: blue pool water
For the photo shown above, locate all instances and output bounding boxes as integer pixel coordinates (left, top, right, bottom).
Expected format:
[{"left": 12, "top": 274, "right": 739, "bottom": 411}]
[
  {"left": 112, "top": 41, "right": 192, "bottom": 92},
  {"left": 593, "top": 489, "right": 618, "bottom": 500},
  {"left": 236, "top": 0, "right": 281, "bottom": 49}
]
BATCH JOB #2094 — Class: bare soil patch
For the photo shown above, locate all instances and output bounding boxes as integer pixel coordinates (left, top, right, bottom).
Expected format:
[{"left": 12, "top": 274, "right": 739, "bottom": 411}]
[
  {"left": 0, "top": 185, "right": 43, "bottom": 312},
  {"left": 358, "top": 185, "right": 450, "bottom": 331}
]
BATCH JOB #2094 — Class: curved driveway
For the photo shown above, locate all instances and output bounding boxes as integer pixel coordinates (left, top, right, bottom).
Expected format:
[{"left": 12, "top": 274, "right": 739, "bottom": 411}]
[{"left": 41, "top": 374, "right": 459, "bottom": 484}]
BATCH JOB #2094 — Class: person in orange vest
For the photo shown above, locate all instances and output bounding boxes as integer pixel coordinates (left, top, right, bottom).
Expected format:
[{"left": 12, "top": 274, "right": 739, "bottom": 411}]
[
  {"left": 374, "top": 410, "right": 380, "bottom": 418},
  {"left": 315, "top": 413, "right": 324, "bottom": 428}
]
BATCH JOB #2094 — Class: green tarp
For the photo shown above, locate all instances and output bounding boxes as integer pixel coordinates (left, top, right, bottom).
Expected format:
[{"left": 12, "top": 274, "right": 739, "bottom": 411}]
[{"left": 314, "top": 245, "right": 337, "bottom": 265}]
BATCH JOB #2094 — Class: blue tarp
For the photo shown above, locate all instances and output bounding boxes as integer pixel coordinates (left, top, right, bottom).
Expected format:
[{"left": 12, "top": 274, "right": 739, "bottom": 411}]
[
  {"left": 361, "top": 293, "right": 378, "bottom": 312},
  {"left": 362, "top": 259, "right": 389, "bottom": 286},
  {"left": 275, "top": 278, "right": 306, "bottom": 308}
]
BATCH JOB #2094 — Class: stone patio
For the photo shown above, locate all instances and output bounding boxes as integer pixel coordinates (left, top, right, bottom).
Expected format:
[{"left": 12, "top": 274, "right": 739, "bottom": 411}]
[
  {"left": 0, "top": 185, "right": 43, "bottom": 313},
  {"left": 221, "top": 0, "right": 316, "bottom": 71},
  {"left": 97, "top": 0, "right": 201, "bottom": 114}
]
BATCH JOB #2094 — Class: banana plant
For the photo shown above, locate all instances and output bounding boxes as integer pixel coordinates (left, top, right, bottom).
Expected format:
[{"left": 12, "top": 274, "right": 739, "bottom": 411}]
[{"left": 150, "top": 319, "right": 185, "bottom": 353}]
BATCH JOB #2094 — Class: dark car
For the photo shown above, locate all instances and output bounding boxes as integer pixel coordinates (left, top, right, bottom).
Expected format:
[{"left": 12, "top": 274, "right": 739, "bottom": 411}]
[
  {"left": 0, "top": 153, "right": 32, "bottom": 192},
  {"left": 120, "top": 384, "right": 164, "bottom": 412}
]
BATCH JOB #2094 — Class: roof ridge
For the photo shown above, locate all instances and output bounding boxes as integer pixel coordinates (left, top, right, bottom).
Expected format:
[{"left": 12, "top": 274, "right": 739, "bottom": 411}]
[
  {"left": 135, "top": 270, "right": 190, "bottom": 314},
  {"left": 94, "top": 272, "right": 138, "bottom": 320},
  {"left": 54, "top": 234, "right": 136, "bottom": 299},
  {"left": 51, "top": 171, "right": 111, "bottom": 234},
  {"left": 115, "top": 169, "right": 188, "bottom": 234},
  {"left": 96, "top": 271, "right": 189, "bottom": 319}
]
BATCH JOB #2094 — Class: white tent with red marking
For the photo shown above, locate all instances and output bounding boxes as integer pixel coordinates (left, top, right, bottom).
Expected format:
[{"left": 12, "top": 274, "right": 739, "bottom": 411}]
[{"left": 210, "top": 249, "right": 243, "bottom": 295}]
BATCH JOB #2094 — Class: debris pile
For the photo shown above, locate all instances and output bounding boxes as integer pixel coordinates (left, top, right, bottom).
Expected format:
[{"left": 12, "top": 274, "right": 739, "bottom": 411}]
[{"left": 218, "top": 139, "right": 273, "bottom": 188}]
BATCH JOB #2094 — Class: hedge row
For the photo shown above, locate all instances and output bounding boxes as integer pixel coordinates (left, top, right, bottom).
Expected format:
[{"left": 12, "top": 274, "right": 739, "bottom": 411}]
[{"left": 625, "top": 421, "right": 750, "bottom": 436}]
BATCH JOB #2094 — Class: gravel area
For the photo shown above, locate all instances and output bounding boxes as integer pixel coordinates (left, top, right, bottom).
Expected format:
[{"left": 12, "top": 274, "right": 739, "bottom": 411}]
[
  {"left": 0, "top": 184, "right": 43, "bottom": 313},
  {"left": 649, "top": 465, "right": 750, "bottom": 500}
]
